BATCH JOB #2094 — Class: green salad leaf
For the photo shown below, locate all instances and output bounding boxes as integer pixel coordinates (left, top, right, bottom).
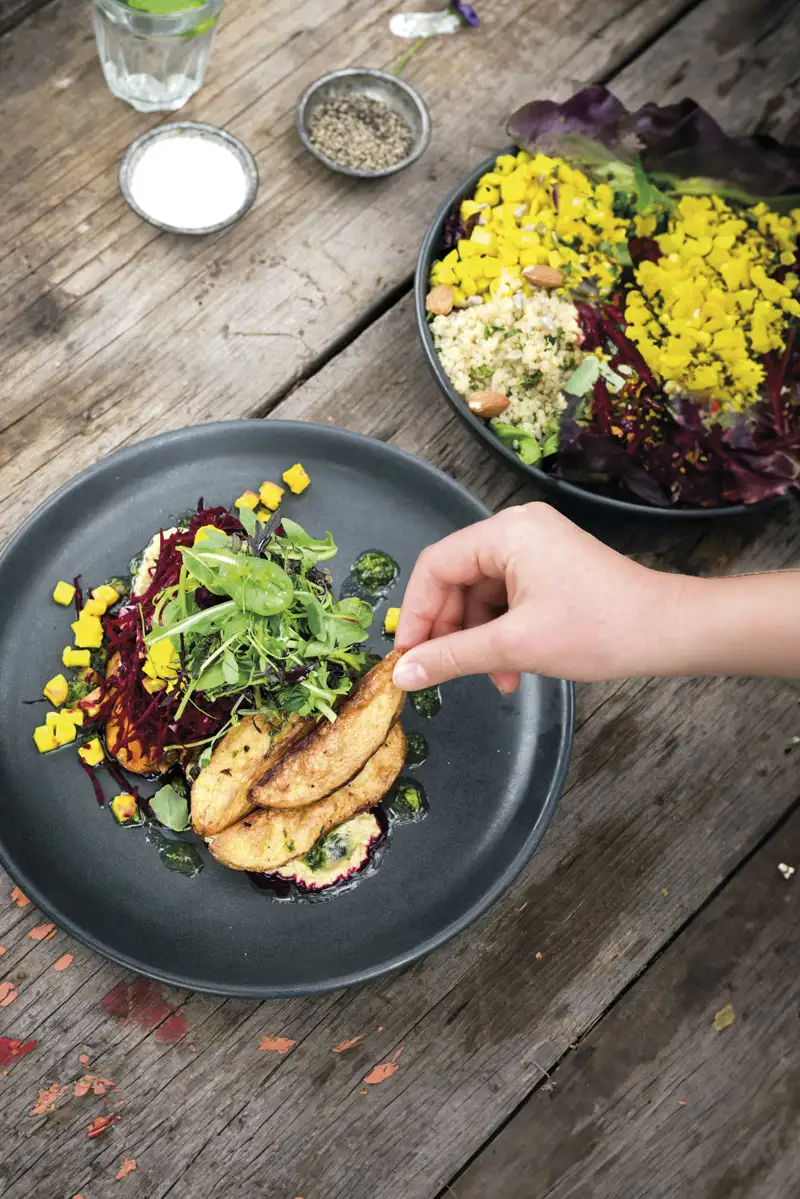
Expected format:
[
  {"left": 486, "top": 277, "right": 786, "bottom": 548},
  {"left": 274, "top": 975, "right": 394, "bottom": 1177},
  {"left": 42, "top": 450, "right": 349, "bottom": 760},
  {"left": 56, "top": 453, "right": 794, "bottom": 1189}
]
[{"left": 150, "top": 783, "right": 191, "bottom": 832}]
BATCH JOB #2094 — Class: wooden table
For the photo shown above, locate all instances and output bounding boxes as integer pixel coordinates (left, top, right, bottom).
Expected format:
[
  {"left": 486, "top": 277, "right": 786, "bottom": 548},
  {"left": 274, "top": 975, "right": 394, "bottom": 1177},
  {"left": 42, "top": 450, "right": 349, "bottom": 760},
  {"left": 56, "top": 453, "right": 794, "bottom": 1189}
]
[{"left": 2, "top": 2, "right": 799, "bottom": 1195}]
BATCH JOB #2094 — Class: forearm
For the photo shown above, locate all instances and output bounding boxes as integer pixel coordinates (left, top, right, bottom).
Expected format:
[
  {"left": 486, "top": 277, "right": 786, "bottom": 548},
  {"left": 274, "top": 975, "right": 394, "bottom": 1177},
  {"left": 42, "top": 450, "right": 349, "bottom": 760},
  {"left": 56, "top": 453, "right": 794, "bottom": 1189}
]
[{"left": 657, "top": 569, "right": 800, "bottom": 678}]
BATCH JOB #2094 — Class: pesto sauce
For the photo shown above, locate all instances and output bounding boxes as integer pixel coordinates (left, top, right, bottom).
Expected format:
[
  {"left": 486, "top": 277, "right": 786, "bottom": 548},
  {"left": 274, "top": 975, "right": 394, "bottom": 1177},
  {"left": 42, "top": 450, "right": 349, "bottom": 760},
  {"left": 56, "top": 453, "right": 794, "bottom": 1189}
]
[
  {"left": 383, "top": 777, "right": 429, "bottom": 824},
  {"left": 158, "top": 841, "right": 204, "bottom": 877},
  {"left": 351, "top": 549, "right": 399, "bottom": 594},
  {"left": 404, "top": 730, "right": 428, "bottom": 767},
  {"left": 410, "top": 685, "right": 442, "bottom": 719}
]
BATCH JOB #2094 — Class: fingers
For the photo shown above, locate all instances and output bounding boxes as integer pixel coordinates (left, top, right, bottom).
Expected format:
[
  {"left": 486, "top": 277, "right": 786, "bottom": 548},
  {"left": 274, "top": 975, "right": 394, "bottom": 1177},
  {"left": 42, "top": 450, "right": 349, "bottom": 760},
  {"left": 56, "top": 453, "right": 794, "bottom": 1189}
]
[
  {"left": 393, "top": 613, "right": 518, "bottom": 690},
  {"left": 430, "top": 586, "right": 466, "bottom": 642},
  {"left": 489, "top": 670, "right": 521, "bottom": 694},
  {"left": 395, "top": 520, "right": 506, "bottom": 651}
]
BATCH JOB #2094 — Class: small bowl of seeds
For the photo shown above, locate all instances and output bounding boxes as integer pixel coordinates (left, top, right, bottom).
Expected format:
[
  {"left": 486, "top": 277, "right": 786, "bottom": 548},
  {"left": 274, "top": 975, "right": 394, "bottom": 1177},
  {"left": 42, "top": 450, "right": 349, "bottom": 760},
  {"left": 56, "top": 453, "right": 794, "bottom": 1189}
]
[{"left": 296, "top": 67, "right": 431, "bottom": 179}]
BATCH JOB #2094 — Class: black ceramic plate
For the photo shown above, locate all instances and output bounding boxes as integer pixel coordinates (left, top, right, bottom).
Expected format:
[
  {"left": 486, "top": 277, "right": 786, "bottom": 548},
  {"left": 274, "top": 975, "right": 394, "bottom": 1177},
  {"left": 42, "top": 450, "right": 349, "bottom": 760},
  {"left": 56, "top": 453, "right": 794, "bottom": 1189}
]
[
  {"left": 415, "top": 151, "right": 783, "bottom": 521},
  {"left": 0, "top": 421, "right": 573, "bottom": 998}
]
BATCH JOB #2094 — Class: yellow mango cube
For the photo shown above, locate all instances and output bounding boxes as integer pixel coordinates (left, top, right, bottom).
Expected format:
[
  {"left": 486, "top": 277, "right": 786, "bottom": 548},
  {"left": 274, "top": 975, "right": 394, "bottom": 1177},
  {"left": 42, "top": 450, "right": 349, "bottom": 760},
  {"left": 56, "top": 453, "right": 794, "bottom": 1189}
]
[
  {"left": 53, "top": 580, "right": 76, "bottom": 606},
  {"left": 235, "top": 490, "right": 260, "bottom": 510},
  {"left": 71, "top": 612, "right": 103, "bottom": 649},
  {"left": 384, "top": 607, "right": 401, "bottom": 635},
  {"left": 82, "top": 597, "right": 107, "bottom": 617},
  {"left": 78, "top": 738, "right": 105, "bottom": 767},
  {"left": 259, "top": 480, "right": 285, "bottom": 510},
  {"left": 33, "top": 724, "right": 59, "bottom": 753},
  {"left": 62, "top": 647, "right": 91, "bottom": 668},
  {"left": 53, "top": 711, "right": 78, "bottom": 745},
  {"left": 43, "top": 674, "right": 69, "bottom": 707},
  {"left": 282, "top": 464, "right": 310, "bottom": 495},
  {"left": 111, "top": 793, "right": 139, "bottom": 824},
  {"left": 63, "top": 707, "right": 85, "bottom": 727},
  {"left": 193, "top": 524, "right": 220, "bottom": 544},
  {"left": 91, "top": 584, "right": 120, "bottom": 607}
]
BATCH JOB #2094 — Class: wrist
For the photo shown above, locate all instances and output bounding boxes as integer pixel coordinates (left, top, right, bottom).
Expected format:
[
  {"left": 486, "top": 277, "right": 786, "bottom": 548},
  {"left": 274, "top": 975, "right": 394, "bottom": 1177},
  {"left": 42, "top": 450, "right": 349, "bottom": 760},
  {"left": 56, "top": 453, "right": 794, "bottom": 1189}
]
[{"left": 655, "top": 570, "right": 800, "bottom": 678}]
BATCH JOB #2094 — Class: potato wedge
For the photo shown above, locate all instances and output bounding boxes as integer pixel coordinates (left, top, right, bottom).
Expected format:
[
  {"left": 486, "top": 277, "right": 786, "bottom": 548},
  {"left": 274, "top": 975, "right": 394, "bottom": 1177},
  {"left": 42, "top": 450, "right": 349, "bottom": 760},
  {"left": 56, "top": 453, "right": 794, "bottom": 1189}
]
[
  {"left": 191, "top": 713, "right": 314, "bottom": 837},
  {"left": 249, "top": 649, "right": 406, "bottom": 810},
  {"left": 209, "top": 724, "right": 406, "bottom": 871}
]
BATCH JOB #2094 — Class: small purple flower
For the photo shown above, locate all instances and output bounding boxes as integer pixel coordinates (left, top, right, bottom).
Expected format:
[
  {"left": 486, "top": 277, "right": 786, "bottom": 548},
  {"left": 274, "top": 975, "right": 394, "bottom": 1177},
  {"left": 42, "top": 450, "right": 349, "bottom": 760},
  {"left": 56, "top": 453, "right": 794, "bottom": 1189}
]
[{"left": 449, "top": 2, "right": 480, "bottom": 26}]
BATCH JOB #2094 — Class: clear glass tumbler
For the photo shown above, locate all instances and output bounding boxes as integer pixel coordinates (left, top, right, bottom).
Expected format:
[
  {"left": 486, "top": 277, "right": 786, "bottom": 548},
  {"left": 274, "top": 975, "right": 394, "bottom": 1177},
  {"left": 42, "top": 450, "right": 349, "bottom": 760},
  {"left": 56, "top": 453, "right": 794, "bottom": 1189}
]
[{"left": 93, "top": 0, "right": 224, "bottom": 114}]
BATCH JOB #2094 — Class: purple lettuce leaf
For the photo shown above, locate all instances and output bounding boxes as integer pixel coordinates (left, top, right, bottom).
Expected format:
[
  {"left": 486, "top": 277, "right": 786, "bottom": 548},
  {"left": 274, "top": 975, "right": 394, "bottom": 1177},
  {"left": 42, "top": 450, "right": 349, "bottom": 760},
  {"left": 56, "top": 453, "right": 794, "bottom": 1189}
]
[{"left": 507, "top": 86, "right": 800, "bottom": 203}]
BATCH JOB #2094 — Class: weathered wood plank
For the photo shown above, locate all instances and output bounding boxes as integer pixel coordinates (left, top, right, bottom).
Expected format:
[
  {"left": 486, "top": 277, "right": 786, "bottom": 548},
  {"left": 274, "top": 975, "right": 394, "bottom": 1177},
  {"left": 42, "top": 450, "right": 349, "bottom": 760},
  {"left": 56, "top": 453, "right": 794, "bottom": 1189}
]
[
  {"left": 2, "top": 1, "right": 800, "bottom": 1197},
  {"left": 0, "top": 0, "right": 53, "bottom": 38},
  {"left": 453, "top": 805, "right": 800, "bottom": 1199}
]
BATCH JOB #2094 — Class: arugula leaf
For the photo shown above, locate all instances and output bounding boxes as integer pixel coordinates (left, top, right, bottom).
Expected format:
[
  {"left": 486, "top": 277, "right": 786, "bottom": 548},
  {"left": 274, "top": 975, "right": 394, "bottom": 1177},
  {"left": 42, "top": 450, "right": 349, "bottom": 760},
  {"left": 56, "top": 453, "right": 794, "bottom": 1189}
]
[
  {"left": 279, "top": 518, "right": 337, "bottom": 563},
  {"left": 492, "top": 422, "right": 542, "bottom": 466},
  {"left": 564, "top": 357, "right": 601, "bottom": 396},
  {"left": 149, "top": 784, "right": 190, "bottom": 832},
  {"left": 148, "top": 601, "right": 236, "bottom": 645},
  {"left": 237, "top": 504, "right": 258, "bottom": 537}
]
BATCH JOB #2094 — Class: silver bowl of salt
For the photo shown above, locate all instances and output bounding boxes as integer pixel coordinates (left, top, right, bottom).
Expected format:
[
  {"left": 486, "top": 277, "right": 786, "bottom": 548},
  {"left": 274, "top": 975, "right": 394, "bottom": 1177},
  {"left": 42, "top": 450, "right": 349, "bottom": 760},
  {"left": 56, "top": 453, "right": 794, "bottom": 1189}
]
[
  {"left": 296, "top": 67, "right": 430, "bottom": 179},
  {"left": 119, "top": 121, "right": 259, "bottom": 235}
]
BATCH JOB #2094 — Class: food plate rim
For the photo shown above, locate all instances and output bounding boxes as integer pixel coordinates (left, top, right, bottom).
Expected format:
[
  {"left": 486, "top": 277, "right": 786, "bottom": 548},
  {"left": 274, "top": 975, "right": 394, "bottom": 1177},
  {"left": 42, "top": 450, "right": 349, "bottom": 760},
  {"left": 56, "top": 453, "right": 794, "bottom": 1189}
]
[{"left": 0, "top": 419, "right": 574, "bottom": 997}]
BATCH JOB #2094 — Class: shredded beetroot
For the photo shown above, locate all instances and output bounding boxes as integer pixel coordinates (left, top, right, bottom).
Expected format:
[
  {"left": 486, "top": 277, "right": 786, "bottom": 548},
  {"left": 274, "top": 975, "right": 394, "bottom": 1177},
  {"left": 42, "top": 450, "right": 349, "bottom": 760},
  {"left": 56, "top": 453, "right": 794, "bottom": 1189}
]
[
  {"left": 73, "top": 575, "right": 83, "bottom": 619},
  {"left": 95, "top": 503, "right": 245, "bottom": 765},
  {"left": 79, "top": 760, "right": 105, "bottom": 807}
]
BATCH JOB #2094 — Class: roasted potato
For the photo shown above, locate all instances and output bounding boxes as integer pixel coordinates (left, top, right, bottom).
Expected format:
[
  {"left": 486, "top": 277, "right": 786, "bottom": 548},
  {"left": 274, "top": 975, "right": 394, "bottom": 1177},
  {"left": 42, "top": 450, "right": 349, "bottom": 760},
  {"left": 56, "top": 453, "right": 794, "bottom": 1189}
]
[
  {"left": 191, "top": 713, "right": 314, "bottom": 837},
  {"left": 209, "top": 724, "right": 406, "bottom": 871},
  {"left": 249, "top": 649, "right": 405, "bottom": 810}
]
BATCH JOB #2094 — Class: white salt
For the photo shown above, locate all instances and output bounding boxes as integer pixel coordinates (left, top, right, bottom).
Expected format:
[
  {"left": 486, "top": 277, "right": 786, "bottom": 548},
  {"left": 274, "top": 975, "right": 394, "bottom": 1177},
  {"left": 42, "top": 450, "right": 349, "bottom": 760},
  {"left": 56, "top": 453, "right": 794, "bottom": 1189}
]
[{"left": 129, "top": 134, "right": 249, "bottom": 231}]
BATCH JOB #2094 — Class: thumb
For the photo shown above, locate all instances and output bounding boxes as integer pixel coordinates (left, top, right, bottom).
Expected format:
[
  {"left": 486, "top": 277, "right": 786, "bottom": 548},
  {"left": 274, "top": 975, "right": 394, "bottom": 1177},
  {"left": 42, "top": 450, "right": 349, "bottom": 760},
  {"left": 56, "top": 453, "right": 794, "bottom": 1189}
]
[{"left": 392, "top": 615, "right": 517, "bottom": 690}]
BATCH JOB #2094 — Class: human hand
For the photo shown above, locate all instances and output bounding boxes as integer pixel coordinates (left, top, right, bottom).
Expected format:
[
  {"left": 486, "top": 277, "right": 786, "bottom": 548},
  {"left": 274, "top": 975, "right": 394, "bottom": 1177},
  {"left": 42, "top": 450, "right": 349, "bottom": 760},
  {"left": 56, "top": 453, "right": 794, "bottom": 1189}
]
[{"left": 392, "top": 503, "right": 686, "bottom": 692}]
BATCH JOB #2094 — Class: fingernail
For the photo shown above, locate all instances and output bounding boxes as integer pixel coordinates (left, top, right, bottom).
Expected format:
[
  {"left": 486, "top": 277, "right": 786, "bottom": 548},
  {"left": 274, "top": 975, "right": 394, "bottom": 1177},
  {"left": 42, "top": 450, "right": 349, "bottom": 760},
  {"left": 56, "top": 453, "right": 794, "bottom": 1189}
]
[{"left": 393, "top": 659, "right": 429, "bottom": 690}]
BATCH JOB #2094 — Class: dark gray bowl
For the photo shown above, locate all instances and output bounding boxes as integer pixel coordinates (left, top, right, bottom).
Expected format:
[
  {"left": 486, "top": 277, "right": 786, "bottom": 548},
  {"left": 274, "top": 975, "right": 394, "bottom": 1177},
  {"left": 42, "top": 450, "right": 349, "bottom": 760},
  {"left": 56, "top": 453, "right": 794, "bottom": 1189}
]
[{"left": 415, "top": 150, "right": 787, "bottom": 520}]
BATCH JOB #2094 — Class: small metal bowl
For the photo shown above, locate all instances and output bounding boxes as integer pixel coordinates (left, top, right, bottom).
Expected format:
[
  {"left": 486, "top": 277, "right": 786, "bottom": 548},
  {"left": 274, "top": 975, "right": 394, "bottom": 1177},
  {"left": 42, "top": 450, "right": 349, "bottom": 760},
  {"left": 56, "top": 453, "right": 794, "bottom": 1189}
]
[
  {"left": 119, "top": 121, "right": 259, "bottom": 236},
  {"left": 296, "top": 67, "right": 431, "bottom": 179}
]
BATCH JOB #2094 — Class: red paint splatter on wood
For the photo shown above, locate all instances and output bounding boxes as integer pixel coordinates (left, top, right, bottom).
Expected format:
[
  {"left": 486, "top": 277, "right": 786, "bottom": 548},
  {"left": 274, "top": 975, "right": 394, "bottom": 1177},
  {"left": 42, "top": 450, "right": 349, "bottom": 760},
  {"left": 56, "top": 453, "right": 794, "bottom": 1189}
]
[
  {"left": 258, "top": 1035, "right": 296, "bottom": 1054},
  {"left": 53, "top": 953, "right": 73, "bottom": 971},
  {"left": 100, "top": 978, "right": 181, "bottom": 1036},
  {"left": 332, "top": 1036, "right": 363, "bottom": 1054},
  {"left": 79, "top": 1053, "right": 90, "bottom": 1064},
  {"left": 0, "top": 982, "right": 19, "bottom": 1007},
  {"left": 359, "top": 1088, "right": 368, "bottom": 1095},
  {"left": 30, "top": 1082, "right": 71, "bottom": 1115},
  {"left": 10, "top": 887, "right": 30, "bottom": 907},
  {"left": 88, "top": 1113, "right": 118, "bottom": 1138},
  {"left": 535, "top": 952, "right": 543, "bottom": 960},
  {"left": 377, "top": 1025, "right": 384, "bottom": 1031},
  {"left": 116, "top": 1157, "right": 137, "bottom": 1180},
  {"left": 363, "top": 1047, "right": 403, "bottom": 1086},
  {"left": 0, "top": 945, "right": 6, "bottom": 955},
  {"left": 155, "top": 1012, "right": 188, "bottom": 1045},
  {"left": 0, "top": 1038, "right": 37, "bottom": 1067},
  {"left": 29, "top": 923, "right": 56, "bottom": 941}
]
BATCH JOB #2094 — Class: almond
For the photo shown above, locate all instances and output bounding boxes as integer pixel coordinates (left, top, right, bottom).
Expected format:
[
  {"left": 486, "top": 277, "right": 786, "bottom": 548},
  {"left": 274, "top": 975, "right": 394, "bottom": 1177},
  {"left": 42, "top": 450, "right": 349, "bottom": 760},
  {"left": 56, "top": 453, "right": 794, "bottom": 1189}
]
[
  {"left": 467, "top": 391, "right": 509, "bottom": 418},
  {"left": 425, "top": 284, "right": 454, "bottom": 315},
  {"left": 522, "top": 264, "right": 564, "bottom": 289}
]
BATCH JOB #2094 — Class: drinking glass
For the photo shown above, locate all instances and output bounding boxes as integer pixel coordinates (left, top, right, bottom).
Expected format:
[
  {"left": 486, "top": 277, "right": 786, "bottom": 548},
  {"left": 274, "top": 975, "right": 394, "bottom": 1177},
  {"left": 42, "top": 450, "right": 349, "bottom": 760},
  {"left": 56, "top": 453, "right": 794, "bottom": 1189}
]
[{"left": 93, "top": 0, "right": 224, "bottom": 114}]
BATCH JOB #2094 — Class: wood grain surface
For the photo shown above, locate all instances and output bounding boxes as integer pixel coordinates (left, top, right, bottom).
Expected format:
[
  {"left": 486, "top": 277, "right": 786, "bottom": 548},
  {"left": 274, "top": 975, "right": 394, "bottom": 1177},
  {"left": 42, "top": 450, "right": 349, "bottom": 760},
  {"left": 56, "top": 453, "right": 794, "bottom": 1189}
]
[{"left": 1, "top": 0, "right": 799, "bottom": 1196}]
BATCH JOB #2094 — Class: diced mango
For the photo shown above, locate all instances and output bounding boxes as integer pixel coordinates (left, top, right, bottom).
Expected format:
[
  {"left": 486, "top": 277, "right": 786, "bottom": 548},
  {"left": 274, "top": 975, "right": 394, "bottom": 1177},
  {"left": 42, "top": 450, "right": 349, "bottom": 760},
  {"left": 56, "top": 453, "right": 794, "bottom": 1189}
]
[
  {"left": 34, "top": 724, "right": 59, "bottom": 753},
  {"left": 111, "top": 793, "right": 139, "bottom": 824},
  {"left": 72, "top": 612, "right": 104, "bottom": 649},
  {"left": 282, "top": 464, "right": 310, "bottom": 495},
  {"left": 384, "top": 607, "right": 400, "bottom": 635},
  {"left": 43, "top": 674, "right": 69, "bottom": 707},
  {"left": 53, "top": 580, "right": 76, "bottom": 606},
  {"left": 62, "top": 647, "right": 91, "bottom": 668},
  {"left": 83, "top": 596, "right": 107, "bottom": 617},
  {"left": 63, "top": 707, "right": 85, "bottom": 727},
  {"left": 46, "top": 712, "right": 59, "bottom": 729},
  {"left": 235, "top": 490, "right": 260, "bottom": 510},
  {"left": 53, "top": 711, "right": 78, "bottom": 745},
  {"left": 259, "top": 480, "right": 285, "bottom": 511},
  {"left": 78, "top": 738, "right": 105, "bottom": 767},
  {"left": 194, "top": 524, "right": 221, "bottom": 544},
  {"left": 91, "top": 584, "right": 120, "bottom": 607}
]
